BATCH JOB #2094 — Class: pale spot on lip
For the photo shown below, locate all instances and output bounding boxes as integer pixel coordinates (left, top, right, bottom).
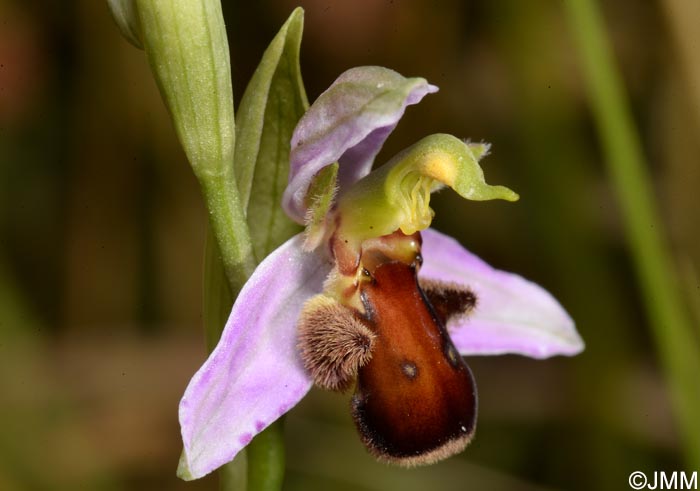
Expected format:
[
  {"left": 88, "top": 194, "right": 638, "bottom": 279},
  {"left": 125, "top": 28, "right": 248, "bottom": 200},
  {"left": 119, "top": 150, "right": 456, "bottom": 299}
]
[
  {"left": 401, "top": 360, "right": 418, "bottom": 379},
  {"left": 445, "top": 344, "right": 460, "bottom": 367}
]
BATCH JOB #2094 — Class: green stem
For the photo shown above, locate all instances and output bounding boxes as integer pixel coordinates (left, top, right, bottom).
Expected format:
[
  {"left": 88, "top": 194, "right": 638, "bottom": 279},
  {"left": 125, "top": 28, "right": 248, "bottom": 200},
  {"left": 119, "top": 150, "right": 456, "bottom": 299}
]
[
  {"left": 203, "top": 227, "right": 234, "bottom": 349},
  {"left": 135, "top": 0, "right": 255, "bottom": 295},
  {"left": 204, "top": 206, "right": 284, "bottom": 491},
  {"left": 203, "top": 226, "right": 252, "bottom": 491},
  {"left": 219, "top": 452, "right": 248, "bottom": 491},
  {"left": 130, "top": 1, "right": 285, "bottom": 487},
  {"left": 246, "top": 420, "right": 286, "bottom": 491},
  {"left": 564, "top": 0, "right": 700, "bottom": 469},
  {"left": 200, "top": 170, "right": 257, "bottom": 297}
]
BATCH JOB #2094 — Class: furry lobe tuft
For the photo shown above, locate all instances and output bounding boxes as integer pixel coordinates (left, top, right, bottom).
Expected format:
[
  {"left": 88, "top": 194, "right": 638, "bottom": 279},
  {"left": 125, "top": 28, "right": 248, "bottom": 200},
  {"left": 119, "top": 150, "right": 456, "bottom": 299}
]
[
  {"left": 420, "top": 279, "right": 477, "bottom": 325},
  {"left": 298, "top": 295, "right": 376, "bottom": 391}
]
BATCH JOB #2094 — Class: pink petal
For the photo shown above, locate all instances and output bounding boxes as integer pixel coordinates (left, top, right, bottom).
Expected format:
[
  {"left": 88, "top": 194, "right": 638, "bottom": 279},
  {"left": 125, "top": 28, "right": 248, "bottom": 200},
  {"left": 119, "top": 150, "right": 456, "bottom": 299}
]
[
  {"left": 420, "top": 228, "right": 584, "bottom": 359},
  {"left": 178, "top": 234, "right": 331, "bottom": 479},
  {"left": 283, "top": 66, "right": 438, "bottom": 223}
]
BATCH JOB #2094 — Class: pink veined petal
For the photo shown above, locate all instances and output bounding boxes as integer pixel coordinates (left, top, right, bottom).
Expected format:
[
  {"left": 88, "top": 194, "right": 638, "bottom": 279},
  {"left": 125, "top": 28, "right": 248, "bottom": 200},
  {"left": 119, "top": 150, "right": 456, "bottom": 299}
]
[
  {"left": 283, "top": 66, "right": 438, "bottom": 223},
  {"left": 420, "top": 228, "right": 584, "bottom": 359},
  {"left": 177, "top": 234, "right": 331, "bottom": 480}
]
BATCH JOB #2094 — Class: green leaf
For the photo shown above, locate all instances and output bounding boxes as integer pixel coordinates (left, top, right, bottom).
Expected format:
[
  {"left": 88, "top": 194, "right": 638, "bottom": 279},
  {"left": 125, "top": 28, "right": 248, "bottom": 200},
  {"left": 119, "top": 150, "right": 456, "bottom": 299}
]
[
  {"left": 107, "top": 0, "right": 143, "bottom": 48},
  {"left": 226, "top": 9, "right": 309, "bottom": 489},
  {"left": 235, "top": 7, "right": 308, "bottom": 262}
]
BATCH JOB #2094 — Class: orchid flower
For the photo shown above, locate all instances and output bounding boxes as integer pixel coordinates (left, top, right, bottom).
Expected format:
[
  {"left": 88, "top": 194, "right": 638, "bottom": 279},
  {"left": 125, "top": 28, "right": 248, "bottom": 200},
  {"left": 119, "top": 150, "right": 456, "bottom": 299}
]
[{"left": 177, "top": 66, "right": 584, "bottom": 480}]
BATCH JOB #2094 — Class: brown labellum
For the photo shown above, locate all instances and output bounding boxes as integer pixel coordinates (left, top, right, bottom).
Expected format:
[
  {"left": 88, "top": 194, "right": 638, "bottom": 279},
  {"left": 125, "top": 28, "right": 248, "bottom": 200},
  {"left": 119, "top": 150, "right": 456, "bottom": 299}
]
[{"left": 352, "top": 261, "right": 477, "bottom": 466}]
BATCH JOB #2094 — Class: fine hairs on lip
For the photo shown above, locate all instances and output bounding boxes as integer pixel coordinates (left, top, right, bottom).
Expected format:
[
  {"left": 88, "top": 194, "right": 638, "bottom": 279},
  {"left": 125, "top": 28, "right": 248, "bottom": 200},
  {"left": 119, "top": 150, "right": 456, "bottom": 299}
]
[{"left": 298, "top": 294, "right": 376, "bottom": 392}]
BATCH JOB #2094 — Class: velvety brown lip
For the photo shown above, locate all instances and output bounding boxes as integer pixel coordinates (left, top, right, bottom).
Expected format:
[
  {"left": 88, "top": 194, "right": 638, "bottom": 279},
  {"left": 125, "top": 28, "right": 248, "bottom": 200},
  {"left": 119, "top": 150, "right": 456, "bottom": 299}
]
[{"left": 352, "top": 261, "right": 477, "bottom": 465}]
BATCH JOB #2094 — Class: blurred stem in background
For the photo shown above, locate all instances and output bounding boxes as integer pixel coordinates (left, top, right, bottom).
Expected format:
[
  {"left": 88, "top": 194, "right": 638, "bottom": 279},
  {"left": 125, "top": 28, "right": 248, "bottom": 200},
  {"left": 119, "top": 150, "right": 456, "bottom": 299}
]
[
  {"left": 564, "top": 0, "right": 700, "bottom": 470},
  {"left": 661, "top": 0, "right": 700, "bottom": 335},
  {"left": 489, "top": 2, "right": 637, "bottom": 486},
  {"left": 661, "top": 0, "right": 700, "bottom": 131}
]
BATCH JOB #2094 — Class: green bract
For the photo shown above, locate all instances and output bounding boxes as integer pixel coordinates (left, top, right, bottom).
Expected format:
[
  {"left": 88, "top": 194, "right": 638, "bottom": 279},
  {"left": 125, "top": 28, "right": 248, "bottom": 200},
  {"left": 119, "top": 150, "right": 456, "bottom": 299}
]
[
  {"left": 235, "top": 8, "right": 307, "bottom": 261},
  {"left": 107, "top": 0, "right": 143, "bottom": 48},
  {"left": 131, "top": 0, "right": 256, "bottom": 295},
  {"left": 137, "top": 0, "right": 234, "bottom": 179}
]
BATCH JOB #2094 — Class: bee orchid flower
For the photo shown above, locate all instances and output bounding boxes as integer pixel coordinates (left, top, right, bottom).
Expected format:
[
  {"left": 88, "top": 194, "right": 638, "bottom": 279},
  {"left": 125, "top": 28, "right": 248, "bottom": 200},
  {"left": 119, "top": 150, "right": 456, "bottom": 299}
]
[{"left": 177, "top": 66, "right": 584, "bottom": 480}]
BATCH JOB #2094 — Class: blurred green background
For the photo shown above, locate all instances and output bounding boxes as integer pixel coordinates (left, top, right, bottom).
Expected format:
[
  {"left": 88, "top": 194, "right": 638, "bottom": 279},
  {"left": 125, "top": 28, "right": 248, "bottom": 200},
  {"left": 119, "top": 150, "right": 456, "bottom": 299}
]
[{"left": 1, "top": 0, "right": 699, "bottom": 490}]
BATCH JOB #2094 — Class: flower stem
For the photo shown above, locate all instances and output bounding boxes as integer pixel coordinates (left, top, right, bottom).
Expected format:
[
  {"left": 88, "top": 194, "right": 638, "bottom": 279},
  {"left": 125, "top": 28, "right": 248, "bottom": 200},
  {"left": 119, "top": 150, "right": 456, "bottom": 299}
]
[
  {"left": 204, "top": 226, "right": 253, "bottom": 490},
  {"left": 200, "top": 170, "right": 257, "bottom": 296},
  {"left": 246, "top": 420, "right": 286, "bottom": 491},
  {"left": 564, "top": 0, "right": 700, "bottom": 469},
  {"left": 204, "top": 215, "right": 284, "bottom": 491},
  {"left": 135, "top": 0, "right": 256, "bottom": 294},
  {"left": 125, "top": 1, "right": 284, "bottom": 486},
  {"left": 203, "top": 227, "right": 234, "bottom": 350},
  {"left": 218, "top": 451, "right": 248, "bottom": 491}
]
